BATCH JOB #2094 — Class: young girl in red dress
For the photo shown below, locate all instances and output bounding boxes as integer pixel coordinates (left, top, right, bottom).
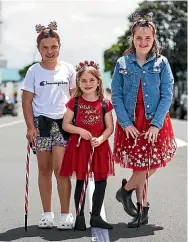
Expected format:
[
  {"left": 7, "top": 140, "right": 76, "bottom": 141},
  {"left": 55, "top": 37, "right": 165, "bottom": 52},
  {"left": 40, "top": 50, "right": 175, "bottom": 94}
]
[
  {"left": 60, "top": 61, "right": 114, "bottom": 230},
  {"left": 111, "top": 13, "right": 177, "bottom": 228}
]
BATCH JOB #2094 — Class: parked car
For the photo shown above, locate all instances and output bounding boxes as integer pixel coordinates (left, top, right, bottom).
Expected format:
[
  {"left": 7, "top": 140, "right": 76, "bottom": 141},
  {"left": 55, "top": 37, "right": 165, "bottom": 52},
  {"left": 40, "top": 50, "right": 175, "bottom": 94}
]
[
  {"left": 2, "top": 95, "right": 18, "bottom": 116},
  {"left": 176, "top": 93, "right": 187, "bottom": 120}
]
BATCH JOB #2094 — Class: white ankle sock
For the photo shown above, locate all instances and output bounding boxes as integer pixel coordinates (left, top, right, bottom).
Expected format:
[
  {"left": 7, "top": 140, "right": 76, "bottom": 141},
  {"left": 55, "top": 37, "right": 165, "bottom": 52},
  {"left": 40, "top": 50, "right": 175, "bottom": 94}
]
[
  {"left": 61, "top": 213, "right": 69, "bottom": 216},
  {"left": 44, "top": 212, "right": 54, "bottom": 216}
]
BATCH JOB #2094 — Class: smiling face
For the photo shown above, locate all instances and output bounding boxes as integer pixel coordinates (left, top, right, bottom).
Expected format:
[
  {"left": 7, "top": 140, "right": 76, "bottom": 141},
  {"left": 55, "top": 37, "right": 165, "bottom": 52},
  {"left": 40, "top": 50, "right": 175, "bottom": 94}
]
[
  {"left": 78, "top": 71, "right": 99, "bottom": 95},
  {"left": 38, "top": 37, "right": 60, "bottom": 63},
  {"left": 75, "top": 66, "right": 104, "bottom": 98},
  {"left": 133, "top": 26, "right": 154, "bottom": 56}
]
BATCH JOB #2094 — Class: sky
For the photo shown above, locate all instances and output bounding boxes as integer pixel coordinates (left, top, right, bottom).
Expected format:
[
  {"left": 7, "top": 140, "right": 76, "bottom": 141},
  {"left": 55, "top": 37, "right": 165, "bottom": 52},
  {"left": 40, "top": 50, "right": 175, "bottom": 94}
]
[{"left": 0, "top": 0, "right": 142, "bottom": 70}]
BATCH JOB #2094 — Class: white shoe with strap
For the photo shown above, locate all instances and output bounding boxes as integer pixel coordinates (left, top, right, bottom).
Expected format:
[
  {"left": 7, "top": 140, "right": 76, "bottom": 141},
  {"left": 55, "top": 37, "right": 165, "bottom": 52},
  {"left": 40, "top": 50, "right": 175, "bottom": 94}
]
[
  {"left": 57, "top": 213, "right": 74, "bottom": 230},
  {"left": 38, "top": 212, "right": 54, "bottom": 228}
]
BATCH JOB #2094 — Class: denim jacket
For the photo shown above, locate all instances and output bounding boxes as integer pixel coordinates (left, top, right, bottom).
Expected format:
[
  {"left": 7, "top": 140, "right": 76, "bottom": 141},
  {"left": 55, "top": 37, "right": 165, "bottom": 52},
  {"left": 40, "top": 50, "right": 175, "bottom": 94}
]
[{"left": 111, "top": 53, "right": 174, "bottom": 129}]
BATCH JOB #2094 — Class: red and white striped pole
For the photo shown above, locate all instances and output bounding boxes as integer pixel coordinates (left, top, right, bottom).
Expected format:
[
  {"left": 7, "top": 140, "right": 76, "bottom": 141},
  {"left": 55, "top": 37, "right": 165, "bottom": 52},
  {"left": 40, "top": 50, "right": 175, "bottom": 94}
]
[
  {"left": 76, "top": 137, "right": 94, "bottom": 216},
  {"left": 24, "top": 142, "right": 31, "bottom": 231}
]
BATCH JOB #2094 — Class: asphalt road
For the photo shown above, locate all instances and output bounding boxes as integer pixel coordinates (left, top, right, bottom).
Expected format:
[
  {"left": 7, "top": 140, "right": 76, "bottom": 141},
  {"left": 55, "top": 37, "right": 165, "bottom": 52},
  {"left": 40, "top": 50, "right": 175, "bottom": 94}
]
[{"left": 0, "top": 110, "right": 187, "bottom": 242}]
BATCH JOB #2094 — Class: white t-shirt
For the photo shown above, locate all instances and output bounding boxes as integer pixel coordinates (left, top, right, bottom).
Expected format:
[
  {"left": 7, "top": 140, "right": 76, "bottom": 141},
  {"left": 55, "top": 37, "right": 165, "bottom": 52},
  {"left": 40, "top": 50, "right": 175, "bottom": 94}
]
[{"left": 22, "top": 62, "right": 76, "bottom": 119}]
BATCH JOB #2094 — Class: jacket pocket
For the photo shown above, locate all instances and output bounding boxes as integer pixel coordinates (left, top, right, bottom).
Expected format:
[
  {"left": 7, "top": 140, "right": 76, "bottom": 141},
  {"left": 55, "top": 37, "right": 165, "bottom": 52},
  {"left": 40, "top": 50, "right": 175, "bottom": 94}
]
[
  {"left": 119, "top": 68, "right": 134, "bottom": 90},
  {"left": 147, "top": 67, "right": 160, "bottom": 85}
]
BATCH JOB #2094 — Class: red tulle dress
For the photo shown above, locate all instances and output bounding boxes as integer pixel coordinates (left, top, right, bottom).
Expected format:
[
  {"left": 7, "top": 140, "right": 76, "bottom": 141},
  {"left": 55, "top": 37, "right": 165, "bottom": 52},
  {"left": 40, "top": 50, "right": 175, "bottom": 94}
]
[
  {"left": 113, "top": 83, "right": 177, "bottom": 171},
  {"left": 60, "top": 96, "right": 115, "bottom": 180}
]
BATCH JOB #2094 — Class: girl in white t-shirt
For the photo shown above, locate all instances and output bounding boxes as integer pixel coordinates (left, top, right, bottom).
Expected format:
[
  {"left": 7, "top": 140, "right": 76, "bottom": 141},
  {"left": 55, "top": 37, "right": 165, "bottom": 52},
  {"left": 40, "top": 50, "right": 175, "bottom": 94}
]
[{"left": 22, "top": 22, "right": 76, "bottom": 229}]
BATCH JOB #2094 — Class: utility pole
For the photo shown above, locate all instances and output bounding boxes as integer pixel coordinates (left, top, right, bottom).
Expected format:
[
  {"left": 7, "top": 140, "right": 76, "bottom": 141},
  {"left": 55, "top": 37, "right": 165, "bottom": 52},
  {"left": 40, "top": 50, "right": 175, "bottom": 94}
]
[
  {"left": 0, "top": 0, "right": 7, "bottom": 87},
  {"left": 0, "top": 0, "right": 2, "bottom": 86},
  {"left": 0, "top": 0, "right": 3, "bottom": 59},
  {"left": 0, "top": 1, "right": 6, "bottom": 66}
]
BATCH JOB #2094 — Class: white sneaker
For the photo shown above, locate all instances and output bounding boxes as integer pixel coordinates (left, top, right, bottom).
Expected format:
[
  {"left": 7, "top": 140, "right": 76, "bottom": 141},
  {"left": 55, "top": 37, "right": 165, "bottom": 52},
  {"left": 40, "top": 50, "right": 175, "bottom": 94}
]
[
  {"left": 38, "top": 212, "right": 54, "bottom": 228},
  {"left": 57, "top": 213, "right": 74, "bottom": 230}
]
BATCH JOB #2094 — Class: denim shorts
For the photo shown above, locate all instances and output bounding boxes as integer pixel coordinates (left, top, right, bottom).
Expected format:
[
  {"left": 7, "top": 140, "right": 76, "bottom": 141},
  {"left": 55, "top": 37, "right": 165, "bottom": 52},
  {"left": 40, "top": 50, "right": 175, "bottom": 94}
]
[{"left": 34, "top": 117, "right": 67, "bottom": 152}]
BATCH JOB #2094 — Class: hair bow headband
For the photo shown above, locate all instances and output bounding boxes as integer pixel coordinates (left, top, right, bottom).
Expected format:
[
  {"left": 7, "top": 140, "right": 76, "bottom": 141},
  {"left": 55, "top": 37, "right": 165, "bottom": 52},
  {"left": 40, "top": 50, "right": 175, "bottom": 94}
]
[
  {"left": 131, "top": 12, "right": 154, "bottom": 23},
  {"left": 35, "top": 21, "right": 58, "bottom": 33},
  {"left": 76, "top": 61, "right": 100, "bottom": 72}
]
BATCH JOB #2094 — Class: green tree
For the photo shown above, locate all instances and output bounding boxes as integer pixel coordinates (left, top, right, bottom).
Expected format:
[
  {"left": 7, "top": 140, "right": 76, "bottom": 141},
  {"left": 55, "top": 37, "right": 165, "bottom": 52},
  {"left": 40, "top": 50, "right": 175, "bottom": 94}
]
[
  {"left": 103, "top": 0, "right": 187, "bottom": 82},
  {"left": 19, "top": 61, "right": 38, "bottom": 79}
]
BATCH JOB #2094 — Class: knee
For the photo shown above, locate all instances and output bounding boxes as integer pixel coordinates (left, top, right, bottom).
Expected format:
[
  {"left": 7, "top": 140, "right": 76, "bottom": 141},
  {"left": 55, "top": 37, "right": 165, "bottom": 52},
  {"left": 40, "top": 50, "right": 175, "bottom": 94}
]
[
  {"left": 54, "top": 167, "right": 61, "bottom": 178},
  {"left": 133, "top": 170, "right": 147, "bottom": 177},
  {"left": 38, "top": 166, "right": 53, "bottom": 177},
  {"left": 133, "top": 171, "right": 147, "bottom": 186},
  {"left": 56, "top": 174, "right": 70, "bottom": 183}
]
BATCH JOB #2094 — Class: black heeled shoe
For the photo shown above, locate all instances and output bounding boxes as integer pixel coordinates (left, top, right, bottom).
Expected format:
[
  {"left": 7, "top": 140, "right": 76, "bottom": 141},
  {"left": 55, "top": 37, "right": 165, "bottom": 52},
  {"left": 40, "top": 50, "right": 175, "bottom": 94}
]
[
  {"left": 74, "top": 215, "right": 86, "bottom": 231},
  {"left": 128, "top": 202, "right": 150, "bottom": 228},
  {"left": 90, "top": 215, "right": 113, "bottom": 230},
  {"left": 116, "top": 179, "right": 137, "bottom": 217}
]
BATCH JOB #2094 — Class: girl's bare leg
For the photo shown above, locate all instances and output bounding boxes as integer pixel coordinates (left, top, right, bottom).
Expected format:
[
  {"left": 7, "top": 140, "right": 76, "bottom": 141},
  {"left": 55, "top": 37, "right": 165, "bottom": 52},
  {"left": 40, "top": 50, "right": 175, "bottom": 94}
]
[
  {"left": 124, "top": 170, "right": 147, "bottom": 191},
  {"left": 52, "top": 146, "right": 71, "bottom": 213},
  {"left": 124, "top": 168, "right": 157, "bottom": 204},
  {"left": 37, "top": 151, "right": 53, "bottom": 212},
  {"left": 141, "top": 168, "right": 157, "bottom": 206}
]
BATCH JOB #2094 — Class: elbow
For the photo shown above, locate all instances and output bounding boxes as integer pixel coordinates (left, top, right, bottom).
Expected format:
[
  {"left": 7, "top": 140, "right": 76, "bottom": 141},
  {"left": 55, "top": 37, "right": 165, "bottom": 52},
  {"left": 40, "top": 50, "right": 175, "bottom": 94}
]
[
  {"left": 62, "top": 122, "right": 67, "bottom": 131},
  {"left": 62, "top": 122, "right": 71, "bottom": 132}
]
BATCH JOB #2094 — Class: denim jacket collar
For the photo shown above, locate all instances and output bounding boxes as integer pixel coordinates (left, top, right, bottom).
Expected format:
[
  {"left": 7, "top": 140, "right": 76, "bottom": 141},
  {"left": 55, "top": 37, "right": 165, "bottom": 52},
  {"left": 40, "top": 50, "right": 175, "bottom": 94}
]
[{"left": 128, "top": 52, "right": 156, "bottom": 64}]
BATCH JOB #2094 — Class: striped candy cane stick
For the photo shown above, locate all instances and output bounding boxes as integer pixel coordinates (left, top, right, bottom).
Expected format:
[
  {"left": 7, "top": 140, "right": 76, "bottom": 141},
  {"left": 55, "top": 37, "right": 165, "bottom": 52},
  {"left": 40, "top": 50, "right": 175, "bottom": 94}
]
[
  {"left": 76, "top": 137, "right": 94, "bottom": 216},
  {"left": 25, "top": 142, "right": 31, "bottom": 231}
]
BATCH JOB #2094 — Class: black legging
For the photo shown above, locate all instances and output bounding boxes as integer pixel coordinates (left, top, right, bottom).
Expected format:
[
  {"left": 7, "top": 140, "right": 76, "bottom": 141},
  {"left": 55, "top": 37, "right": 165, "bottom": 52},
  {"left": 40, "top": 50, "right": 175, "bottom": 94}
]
[{"left": 74, "top": 179, "right": 107, "bottom": 216}]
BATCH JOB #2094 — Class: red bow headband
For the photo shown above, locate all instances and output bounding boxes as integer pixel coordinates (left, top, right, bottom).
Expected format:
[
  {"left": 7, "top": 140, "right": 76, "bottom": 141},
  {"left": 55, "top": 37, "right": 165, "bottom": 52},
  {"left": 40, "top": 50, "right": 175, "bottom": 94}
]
[{"left": 76, "top": 61, "right": 99, "bottom": 72}]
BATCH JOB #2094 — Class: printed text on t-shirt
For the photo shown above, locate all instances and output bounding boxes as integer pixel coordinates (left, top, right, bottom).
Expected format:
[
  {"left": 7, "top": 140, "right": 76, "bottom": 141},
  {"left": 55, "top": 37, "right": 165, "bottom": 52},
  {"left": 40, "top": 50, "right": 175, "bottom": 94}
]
[{"left": 40, "top": 81, "right": 68, "bottom": 86}]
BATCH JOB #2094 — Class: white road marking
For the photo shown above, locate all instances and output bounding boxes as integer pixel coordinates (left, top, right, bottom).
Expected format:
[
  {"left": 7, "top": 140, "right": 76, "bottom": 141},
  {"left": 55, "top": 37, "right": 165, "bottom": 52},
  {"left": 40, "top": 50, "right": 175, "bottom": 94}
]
[
  {"left": 0, "top": 119, "right": 24, "bottom": 129},
  {"left": 0, "top": 117, "right": 187, "bottom": 242},
  {"left": 88, "top": 180, "right": 110, "bottom": 242},
  {"left": 0, "top": 119, "right": 187, "bottom": 148},
  {"left": 175, "top": 138, "right": 187, "bottom": 148}
]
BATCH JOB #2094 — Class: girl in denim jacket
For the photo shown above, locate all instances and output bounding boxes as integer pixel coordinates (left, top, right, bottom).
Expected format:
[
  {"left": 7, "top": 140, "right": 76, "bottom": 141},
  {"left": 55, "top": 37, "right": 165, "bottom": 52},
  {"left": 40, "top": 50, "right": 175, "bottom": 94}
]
[{"left": 111, "top": 13, "right": 176, "bottom": 228}]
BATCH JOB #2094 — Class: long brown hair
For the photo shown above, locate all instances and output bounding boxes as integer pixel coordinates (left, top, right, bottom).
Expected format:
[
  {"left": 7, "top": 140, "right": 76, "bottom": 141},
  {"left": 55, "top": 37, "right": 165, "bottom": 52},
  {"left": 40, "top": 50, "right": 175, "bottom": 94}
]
[
  {"left": 74, "top": 66, "right": 104, "bottom": 98},
  {"left": 124, "top": 19, "right": 160, "bottom": 58}
]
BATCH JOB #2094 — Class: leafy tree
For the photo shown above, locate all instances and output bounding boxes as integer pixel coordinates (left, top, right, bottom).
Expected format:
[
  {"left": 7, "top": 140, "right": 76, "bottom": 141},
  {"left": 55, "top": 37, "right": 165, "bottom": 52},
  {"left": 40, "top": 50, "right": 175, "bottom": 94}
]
[
  {"left": 103, "top": 0, "right": 187, "bottom": 83},
  {"left": 19, "top": 61, "right": 38, "bottom": 79}
]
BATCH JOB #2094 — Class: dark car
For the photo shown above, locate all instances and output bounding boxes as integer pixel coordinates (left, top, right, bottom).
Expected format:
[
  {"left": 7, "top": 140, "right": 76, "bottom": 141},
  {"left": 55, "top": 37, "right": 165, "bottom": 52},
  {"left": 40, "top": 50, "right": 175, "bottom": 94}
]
[{"left": 2, "top": 95, "right": 18, "bottom": 116}]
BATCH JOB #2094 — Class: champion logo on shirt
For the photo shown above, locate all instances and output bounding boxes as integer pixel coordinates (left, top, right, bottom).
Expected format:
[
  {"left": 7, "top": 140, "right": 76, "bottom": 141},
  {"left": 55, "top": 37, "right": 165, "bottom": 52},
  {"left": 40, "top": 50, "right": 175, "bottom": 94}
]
[{"left": 40, "top": 80, "right": 68, "bottom": 86}]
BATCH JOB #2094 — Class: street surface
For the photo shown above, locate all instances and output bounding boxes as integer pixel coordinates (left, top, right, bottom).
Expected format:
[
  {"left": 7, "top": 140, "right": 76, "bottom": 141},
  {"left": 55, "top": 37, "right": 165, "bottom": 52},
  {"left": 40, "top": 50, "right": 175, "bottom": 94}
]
[{"left": 0, "top": 106, "right": 187, "bottom": 242}]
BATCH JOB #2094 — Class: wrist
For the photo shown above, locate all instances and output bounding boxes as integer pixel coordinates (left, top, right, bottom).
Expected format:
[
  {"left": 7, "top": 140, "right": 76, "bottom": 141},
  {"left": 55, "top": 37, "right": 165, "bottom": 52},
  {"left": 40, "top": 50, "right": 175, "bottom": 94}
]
[
  {"left": 78, "top": 127, "right": 83, "bottom": 135},
  {"left": 27, "top": 125, "right": 35, "bottom": 129},
  {"left": 99, "top": 135, "right": 104, "bottom": 143},
  {"left": 150, "top": 124, "right": 159, "bottom": 129}
]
